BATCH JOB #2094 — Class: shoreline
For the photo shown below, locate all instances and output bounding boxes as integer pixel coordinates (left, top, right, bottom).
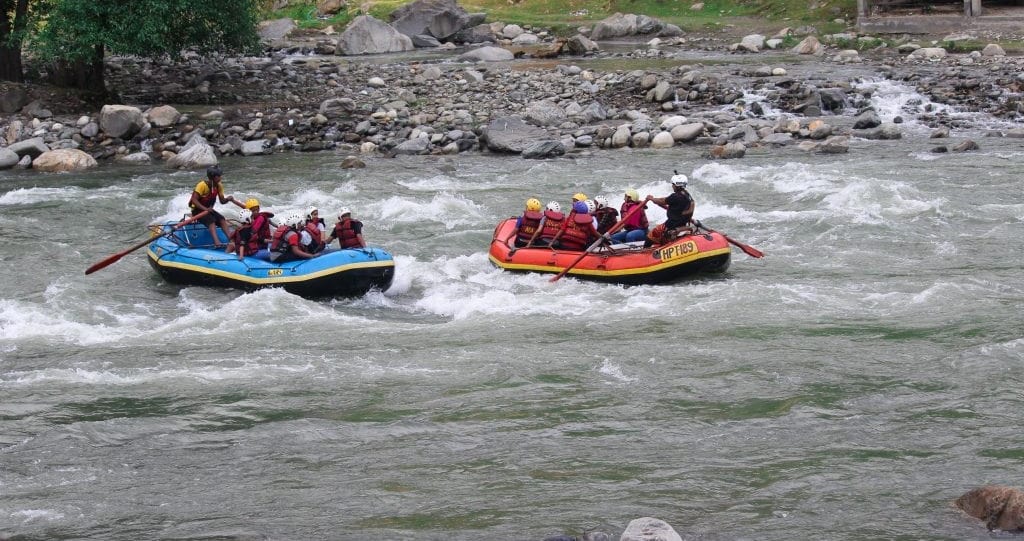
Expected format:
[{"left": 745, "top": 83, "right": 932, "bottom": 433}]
[{"left": 2, "top": 22, "right": 1023, "bottom": 172}]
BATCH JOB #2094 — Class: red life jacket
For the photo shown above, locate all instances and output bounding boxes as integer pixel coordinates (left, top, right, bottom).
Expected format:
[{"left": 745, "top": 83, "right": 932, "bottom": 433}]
[
  {"left": 559, "top": 212, "right": 595, "bottom": 250},
  {"left": 516, "top": 210, "right": 543, "bottom": 244},
  {"left": 620, "top": 201, "right": 648, "bottom": 231},
  {"left": 191, "top": 179, "right": 219, "bottom": 209},
  {"left": 332, "top": 218, "right": 363, "bottom": 248},
  {"left": 230, "top": 224, "right": 260, "bottom": 254},
  {"left": 251, "top": 212, "right": 274, "bottom": 244},
  {"left": 303, "top": 221, "right": 324, "bottom": 252},
  {"left": 270, "top": 224, "right": 298, "bottom": 252},
  {"left": 539, "top": 210, "right": 564, "bottom": 240}
]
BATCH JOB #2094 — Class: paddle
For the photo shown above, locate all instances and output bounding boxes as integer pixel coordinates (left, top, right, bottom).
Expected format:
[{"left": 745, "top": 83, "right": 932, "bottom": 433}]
[
  {"left": 84, "top": 210, "right": 210, "bottom": 275},
  {"left": 549, "top": 202, "right": 647, "bottom": 283},
  {"left": 693, "top": 219, "right": 764, "bottom": 258}
]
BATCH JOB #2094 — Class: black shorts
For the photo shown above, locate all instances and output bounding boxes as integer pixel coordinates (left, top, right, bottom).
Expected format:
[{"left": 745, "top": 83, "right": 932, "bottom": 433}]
[{"left": 193, "top": 208, "right": 224, "bottom": 226}]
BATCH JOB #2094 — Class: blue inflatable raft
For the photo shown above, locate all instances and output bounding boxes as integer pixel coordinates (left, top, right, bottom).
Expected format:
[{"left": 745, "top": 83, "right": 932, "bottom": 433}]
[{"left": 146, "top": 221, "right": 395, "bottom": 298}]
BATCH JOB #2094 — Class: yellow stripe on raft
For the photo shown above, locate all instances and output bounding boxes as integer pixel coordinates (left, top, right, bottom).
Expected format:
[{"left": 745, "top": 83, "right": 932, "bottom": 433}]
[
  {"left": 488, "top": 247, "right": 730, "bottom": 277},
  {"left": 147, "top": 248, "right": 393, "bottom": 285}
]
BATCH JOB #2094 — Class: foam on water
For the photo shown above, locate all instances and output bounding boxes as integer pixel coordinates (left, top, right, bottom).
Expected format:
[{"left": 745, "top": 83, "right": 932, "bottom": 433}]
[
  {"left": 856, "top": 78, "right": 1021, "bottom": 133},
  {"left": 371, "top": 192, "right": 488, "bottom": 230}
]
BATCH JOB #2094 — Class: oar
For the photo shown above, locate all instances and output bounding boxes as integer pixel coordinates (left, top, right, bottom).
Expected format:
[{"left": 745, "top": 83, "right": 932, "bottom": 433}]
[
  {"left": 549, "top": 203, "right": 646, "bottom": 283},
  {"left": 84, "top": 210, "right": 210, "bottom": 275},
  {"left": 693, "top": 219, "right": 764, "bottom": 258}
]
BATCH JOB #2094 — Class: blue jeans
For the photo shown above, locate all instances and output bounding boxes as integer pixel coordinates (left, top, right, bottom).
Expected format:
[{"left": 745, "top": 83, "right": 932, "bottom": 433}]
[{"left": 610, "top": 229, "right": 647, "bottom": 243}]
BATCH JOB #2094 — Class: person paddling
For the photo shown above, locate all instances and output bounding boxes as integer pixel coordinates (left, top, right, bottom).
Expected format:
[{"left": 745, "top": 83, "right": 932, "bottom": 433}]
[
  {"left": 188, "top": 165, "right": 245, "bottom": 247},
  {"left": 645, "top": 172, "right": 695, "bottom": 243}
]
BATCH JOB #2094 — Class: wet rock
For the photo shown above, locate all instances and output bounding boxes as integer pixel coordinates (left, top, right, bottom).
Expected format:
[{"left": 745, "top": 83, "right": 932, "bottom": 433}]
[
  {"left": 340, "top": 156, "right": 366, "bottom": 168},
  {"left": 952, "top": 139, "right": 979, "bottom": 151},
  {"left": 32, "top": 148, "right": 98, "bottom": 172},
  {"left": 620, "top": 517, "right": 682, "bottom": 541},
  {"left": 956, "top": 485, "right": 1024, "bottom": 531},
  {"left": 521, "top": 140, "right": 566, "bottom": 159}
]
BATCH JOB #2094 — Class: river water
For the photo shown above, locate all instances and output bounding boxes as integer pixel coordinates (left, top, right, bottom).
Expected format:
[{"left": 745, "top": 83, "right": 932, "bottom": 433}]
[{"left": 1, "top": 77, "right": 1023, "bottom": 540}]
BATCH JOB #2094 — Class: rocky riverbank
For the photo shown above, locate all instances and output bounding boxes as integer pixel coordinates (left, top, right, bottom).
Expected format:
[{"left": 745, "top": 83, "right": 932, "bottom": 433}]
[{"left": 1, "top": 11, "right": 1023, "bottom": 172}]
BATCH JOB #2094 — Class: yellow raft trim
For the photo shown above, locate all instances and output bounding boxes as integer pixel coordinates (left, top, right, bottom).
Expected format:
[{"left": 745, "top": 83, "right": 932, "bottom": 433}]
[
  {"left": 489, "top": 247, "right": 731, "bottom": 277},
  {"left": 147, "top": 248, "right": 394, "bottom": 285}
]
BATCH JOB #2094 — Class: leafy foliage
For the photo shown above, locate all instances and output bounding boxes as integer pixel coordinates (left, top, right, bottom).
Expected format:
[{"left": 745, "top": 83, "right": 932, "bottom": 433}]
[{"left": 32, "top": 0, "right": 262, "bottom": 62}]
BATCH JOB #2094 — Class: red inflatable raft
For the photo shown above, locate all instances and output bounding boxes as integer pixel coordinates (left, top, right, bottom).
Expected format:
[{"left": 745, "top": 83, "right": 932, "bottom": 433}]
[{"left": 488, "top": 218, "right": 732, "bottom": 284}]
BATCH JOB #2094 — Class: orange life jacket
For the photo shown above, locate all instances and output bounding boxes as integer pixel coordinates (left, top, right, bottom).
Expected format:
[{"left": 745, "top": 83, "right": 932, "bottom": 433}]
[
  {"left": 559, "top": 212, "right": 595, "bottom": 250},
  {"left": 516, "top": 210, "right": 543, "bottom": 244},
  {"left": 332, "top": 218, "right": 363, "bottom": 248},
  {"left": 270, "top": 224, "right": 298, "bottom": 252},
  {"left": 539, "top": 210, "right": 564, "bottom": 240}
]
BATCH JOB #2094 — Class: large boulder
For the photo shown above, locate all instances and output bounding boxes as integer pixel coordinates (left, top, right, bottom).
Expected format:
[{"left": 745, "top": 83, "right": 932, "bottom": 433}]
[
  {"left": 524, "top": 101, "right": 567, "bottom": 127},
  {"left": 147, "top": 105, "right": 181, "bottom": 128},
  {"left": 620, "top": 517, "right": 682, "bottom": 541},
  {"left": 0, "top": 87, "right": 29, "bottom": 114},
  {"left": 167, "top": 135, "right": 217, "bottom": 169},
  {"left": 389, "top": 0, "right": 470, "bottom": 41},
  {"left": 258, "top": 18, "right": 297, "bottom": 41},
  {"left": 337, "top": 15, "right": 414, "bottom": 55},
  {"left": 0, "top": 147, "right": 19, "bottom": 169},
  {"left": 100, "top": 104, "right": 145, "bottom": 139},
  {"left": 957, "top": 485, "right": 1024, "bottom": 531},
  {"left": 6, "top": 137, "right": 49, "bottom": 159},
  {"left": 481, "top": 116, "right": 549, "bottom": 153},
  {"left": 590, "top": 13, "right": 641, "bottom": 40},
  {"left": 32, "top": 149, "right": 98, "bottom": 172}
]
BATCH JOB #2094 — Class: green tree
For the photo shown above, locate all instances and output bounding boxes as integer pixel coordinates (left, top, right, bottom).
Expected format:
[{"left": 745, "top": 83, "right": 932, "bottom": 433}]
[
  {"left": 0, "top": 0, "right": 48, "bottom": 82},
  {"left": 32, "top": 0, "right": 262, "bottom": 93}
]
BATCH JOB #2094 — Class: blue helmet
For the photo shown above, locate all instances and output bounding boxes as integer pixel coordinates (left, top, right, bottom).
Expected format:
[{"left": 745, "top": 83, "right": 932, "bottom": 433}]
[{"left": 572, "top": 201, "right": 588, "bottom": 214}]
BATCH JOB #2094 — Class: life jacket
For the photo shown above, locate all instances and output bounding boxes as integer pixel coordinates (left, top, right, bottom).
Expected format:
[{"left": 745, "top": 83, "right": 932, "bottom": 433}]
[
  {"left": 270, "top": 224, "right": 298, "bottom": 253},
  {"left": 190, "top": 179, "right": 218, "bottom": 209},
  {"left": 594, "top": 207, "right": 618, "bottom": 234},
  {"left": 515, "top": 210, "right": 543, "bottom": 244},
  {"left": 332, "top": 218, "right": 363, "bottom": 248},
  {"left": 620, "top": 201, "right": 648, "bottom": 231},
  {"left": 303, "top": 221, "right": 324, "bottom": 253},
  {"left": 559, "top": 212, "right": 595, "bottom": 250},
  {"left": 648, "top": 223, "right": 669, "bottom": 245},
  {"left": 539, "top": 210, "right": 564, "bottom": 240},
  {"left": 251, "top": 211, "right": 275, "bottom": 244},
  {"left": 230, "top": 224, "right": 259, "bottom": 253}
]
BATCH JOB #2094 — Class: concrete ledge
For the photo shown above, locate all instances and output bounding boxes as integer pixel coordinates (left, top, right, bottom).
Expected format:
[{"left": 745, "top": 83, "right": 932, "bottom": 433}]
[{"left": 858, "top": 14, "right": 1024, "bottom": 34}]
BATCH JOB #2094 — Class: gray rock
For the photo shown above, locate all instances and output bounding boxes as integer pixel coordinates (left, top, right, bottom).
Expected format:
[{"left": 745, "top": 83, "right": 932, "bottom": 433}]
[
  {"left": 952, "top": 139, "right": 979, "bottom": 151},
  {"left": 338, "top": 15, "right": 415, "bottom": 55},
  {"left": 621, "top": 518, "right": 682, "bottom": 541},
  {"left": 459, "top": 46, "right": 514, "bottom": 62},
  {"left": 148, "top": 105, "right": 181, "bottom": 128},
  {"left": 0, "top": 87, "right": 29, "bottom": 114},
  {"left": 80, "top": 122, "right": 100, "bottom": 138},
  {"left": 452, "top": 23, "right": 495, "bottom": 44},
  {"left": 482, "top": 116, "right": 548, "bottom": 153},
  {"left": 525, "top": 101, "right": 567, "bottom": 127},
  {"left": 7, "top": 137, "right": 49, "bottom": 158},
  {"left": 0, "top": 147, "right": 19, "bottom": 169},
  {"left": 240, "top": 139, "right": 270, "bottom": 156},
  {"left": 100, "top": 104, "right": 145, "bottom": 139},
  {"left": 258, "top": 18, "right": 297, "bottom": 41},
  {"left": 393, "top": 136, "right": 431, "bottom": 154},
  {"left": 853, "top": 109, "right": 881, "bottom": 129},
  {"left": 521, "top": 140, "right": 566, "bottom": 159},
  {"left": 389, "top": 0, "right": 470, "bottom": 41}
]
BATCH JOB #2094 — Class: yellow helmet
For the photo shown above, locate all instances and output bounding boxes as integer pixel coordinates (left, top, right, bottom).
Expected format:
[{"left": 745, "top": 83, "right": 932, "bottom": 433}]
[
  {"left": 526, "top": 198, "right": 542, "bottom": 212},
  {"left": 245, "top": 198, "right": 260, "bottom": 210},
  {"left": 572, "top": 192, "right": 587, "bottom": 202},
  {"left": 625, "top": 189, "right": 639, "bottom": 202}
]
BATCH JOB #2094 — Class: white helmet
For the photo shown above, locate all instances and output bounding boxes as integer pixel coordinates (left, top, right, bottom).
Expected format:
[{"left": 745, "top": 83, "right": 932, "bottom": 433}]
[
  {"left": 338, "top": 207, "right": 352, "bottom": 219},
  {"left": 306, "top": 206, "right": 319, "bottom": 220},
  {"left": 284, "top": 213, "right": 304, "bottom": 228},
  {"left": 237, "top": 209, "right": 252, "bottom": 223},
  {"left": 584, "top": 199, "right": 596, "bottom": 214},
  {"left": 593, "top": 195, "right": 609, "bottom": 209},
  {"left": 546, "top": 201, "right": 561, "bottom": 213},
  {"left": 671, "top": 174, "right": 688, "bottom": 188}
]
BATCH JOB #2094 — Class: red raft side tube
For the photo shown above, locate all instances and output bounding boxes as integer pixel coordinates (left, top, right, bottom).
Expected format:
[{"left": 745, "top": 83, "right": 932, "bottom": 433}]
[{"left": 488, "top": 218, "right": 731, "bottom": 285}]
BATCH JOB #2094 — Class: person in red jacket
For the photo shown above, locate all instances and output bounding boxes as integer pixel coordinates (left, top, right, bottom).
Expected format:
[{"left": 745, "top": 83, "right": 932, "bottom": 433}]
[
  {"left": 245, "top": 198, "right": 274, "bottom": 250},
  {"left": 327, "top": 207, "right": 366, "bottom": 249},
  {"left": 513, "top": 198, "right": 543, "bottom": 247},
  {"left": 550, "top": 201, "right": 601, "bottom": 250},
  {"left": 269, "top": 213, "right": 319, "bottom": 263},
  {"left": 225, "top": 209, "right": 257, "bottom": 260}
]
